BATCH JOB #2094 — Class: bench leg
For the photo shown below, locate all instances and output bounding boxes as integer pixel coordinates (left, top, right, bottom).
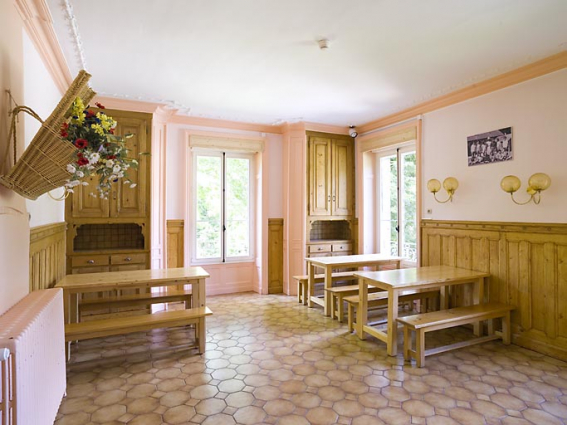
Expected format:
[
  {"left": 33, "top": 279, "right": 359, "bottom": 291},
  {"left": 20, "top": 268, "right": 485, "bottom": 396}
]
[
  {"left": 403, "top": 326, "right": 411, "bottom": 362},
  {"left": 416, "top": 329, "right": 425, "bottom": 368},
  {"left": 502, "top": 311, "right": 511, "bottom": 345},
  {"left": 297, "top": 281, "right": 302, "bottom": 304},
  {"left": 347, "top": 303, "right": 354, "bottom": 333},
  {"left": 197, "top": 318, "right": 206, "bottom": 354},
  {"left": 337, "top": 295, "right": 344, "bottom": 323},
  {"left": 330, "top": 294, "right": 337, "bottom": 321}
]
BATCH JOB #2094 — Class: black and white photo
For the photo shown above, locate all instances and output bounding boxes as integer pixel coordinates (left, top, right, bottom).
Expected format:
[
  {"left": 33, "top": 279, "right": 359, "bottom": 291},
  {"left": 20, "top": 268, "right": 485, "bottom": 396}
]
[{"left": 467, "top": 127, "right": 512, "bottom": 166}]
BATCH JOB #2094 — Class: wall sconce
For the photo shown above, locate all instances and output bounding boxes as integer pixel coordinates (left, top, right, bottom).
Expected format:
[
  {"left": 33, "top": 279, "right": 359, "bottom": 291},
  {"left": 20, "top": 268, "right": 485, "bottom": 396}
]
[
  {"left": 427, "top": 177, "right": 459, "bottom": 203},
  {"left": 500, "top": 173, "right": 551, "bottom": 205}
]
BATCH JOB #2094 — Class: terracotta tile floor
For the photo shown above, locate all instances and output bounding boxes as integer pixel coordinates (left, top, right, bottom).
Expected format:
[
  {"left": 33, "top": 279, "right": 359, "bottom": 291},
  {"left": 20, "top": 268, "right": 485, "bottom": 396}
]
[{"left": 56, "top": 293, "right": 567, "bottom": 425}]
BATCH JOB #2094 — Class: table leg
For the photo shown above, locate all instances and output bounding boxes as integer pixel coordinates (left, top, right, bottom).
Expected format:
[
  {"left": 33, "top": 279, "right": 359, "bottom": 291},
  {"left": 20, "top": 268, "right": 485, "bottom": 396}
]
[
  {"left": 193, "top": 278, "right": 206, "bottom": 308},
  {"left": 198, "top": 317, "right": 206, "bottom": 353},
  {"left": 63, "top": 291, "right": 70, "bottom": 324},
  {"left": 307, "top": 263, "right": 315, "bottom": 308},
  {"left": 387, "top": 289, "right": 399, "bottom": 356},
  {"left": 70, "top": 293, "right": 79, "bottom": 324},
  {"left": 440, "top": 286, "right": 449, "bottom": 310},
  {"left": 473, "top": 277, "right": 485, "bottom": 336},
  {"left": 356, "top": 277, "right": 367, "bottom": 340},
  {"left": 324, "top": 266, "right": 332, "bottom": 317}
]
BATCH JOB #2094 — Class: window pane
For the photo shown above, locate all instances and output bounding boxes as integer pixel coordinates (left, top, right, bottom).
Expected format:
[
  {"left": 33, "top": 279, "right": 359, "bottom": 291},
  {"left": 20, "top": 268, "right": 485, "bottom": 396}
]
[
  {"left": 401, "top": 152, "right": 417, "bottom": 262},
  {"left": 196, "top": 155, "right": 222, "bottom": 259},
  {"left": 225, "top": 157, "right": 250, "bottom": 257},
  {"left": 379, "top": 155, "right": 398, "bottom": 257}
]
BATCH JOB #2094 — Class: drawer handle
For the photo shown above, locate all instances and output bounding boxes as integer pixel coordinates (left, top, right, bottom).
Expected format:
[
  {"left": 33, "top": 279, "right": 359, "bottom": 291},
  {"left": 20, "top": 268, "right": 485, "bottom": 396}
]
[
  {"left": 86, "top": 260, "right": 95, "bottom": 264},
  {"left": 124, "top": 257, "right": 132, "bottom": 262},
  {"left": 318, "top": 247, "right": 323, "bottom": 251},
  {"left": 339, "top": 246, "right": 343, "bottom": 249}
]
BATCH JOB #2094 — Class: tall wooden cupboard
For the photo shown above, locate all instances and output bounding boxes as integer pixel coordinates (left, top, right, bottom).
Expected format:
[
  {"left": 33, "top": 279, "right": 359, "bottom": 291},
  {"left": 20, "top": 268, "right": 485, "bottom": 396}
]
[{"left": 65, "top": 109, "right": 152, "bottom": 275}]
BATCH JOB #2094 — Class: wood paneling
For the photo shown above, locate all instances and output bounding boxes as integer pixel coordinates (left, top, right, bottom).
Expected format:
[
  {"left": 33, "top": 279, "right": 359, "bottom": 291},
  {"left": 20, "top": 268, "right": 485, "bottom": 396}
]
[
  {"left": 268, "top": 219, "right": 284, "bottom": 294},
  {"left": 29, "top": 222, "right": 66, "bottom": 292},
  {"left": 167, "top": 220, "right": 184, "bottom": 268},
  {"left": 421, "top": 220, "right": 567, "bottom": 361}
]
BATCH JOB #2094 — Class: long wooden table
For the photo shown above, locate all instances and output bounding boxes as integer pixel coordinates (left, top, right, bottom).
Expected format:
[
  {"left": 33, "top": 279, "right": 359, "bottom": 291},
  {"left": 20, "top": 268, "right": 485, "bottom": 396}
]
[
  {"left": 55, "top": 267, "right": 210, "bottom": 351},
  {"left": 306, "top": 254, "right": 403, "bottom": 316},
  {"left": 355, "top": 265, "right": 489, "bottom": 356}
]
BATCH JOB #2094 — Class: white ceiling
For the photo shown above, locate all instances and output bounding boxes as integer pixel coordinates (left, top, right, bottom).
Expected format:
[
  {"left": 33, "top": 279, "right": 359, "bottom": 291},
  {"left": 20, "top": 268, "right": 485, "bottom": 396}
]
[{"left": 46, "top": 0, "right": 567, "bottom": 127}]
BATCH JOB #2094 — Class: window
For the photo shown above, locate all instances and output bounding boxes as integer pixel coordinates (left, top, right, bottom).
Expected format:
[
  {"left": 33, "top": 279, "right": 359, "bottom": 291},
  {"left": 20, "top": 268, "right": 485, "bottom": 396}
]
[
  {"left": 377, "top": 144, "right": 417, "bottom": 263},
  {"left": 193, "top": 150, "right": 254, "bottom": 263}
]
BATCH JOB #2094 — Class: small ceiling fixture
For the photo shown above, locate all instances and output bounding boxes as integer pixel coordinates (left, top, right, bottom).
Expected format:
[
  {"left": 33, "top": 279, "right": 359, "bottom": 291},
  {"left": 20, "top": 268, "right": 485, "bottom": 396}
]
[
  {"left": 317, "top": 39, "right": 330, "bottom": 50},
  {"left": 349, "top": 126, "right": 358, "bottom": 138}
]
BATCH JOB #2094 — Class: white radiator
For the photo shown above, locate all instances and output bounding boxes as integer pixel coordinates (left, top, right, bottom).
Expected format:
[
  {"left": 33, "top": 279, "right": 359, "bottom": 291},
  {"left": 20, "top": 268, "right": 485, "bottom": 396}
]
[{"left": 0, "top": 289, "right": 66, "bottom": 425}]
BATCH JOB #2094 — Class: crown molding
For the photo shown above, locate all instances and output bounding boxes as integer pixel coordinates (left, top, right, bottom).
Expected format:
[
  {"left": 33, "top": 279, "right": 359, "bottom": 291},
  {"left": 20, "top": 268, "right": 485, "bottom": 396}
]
[
  {"left": 359, "top": 51, "right": 567, "bottom": 134},
  {"left": 303, "top": 122, "right": 349, "bottom": 135},
  {"left": 169, "top": 114, "right": 282, "bottom": 134},
  {"left": 93, "top": 95, "right": 165, "bottom": 114},
  {"left": 14, "top": 0, "right": 73, "bottom": 94}
]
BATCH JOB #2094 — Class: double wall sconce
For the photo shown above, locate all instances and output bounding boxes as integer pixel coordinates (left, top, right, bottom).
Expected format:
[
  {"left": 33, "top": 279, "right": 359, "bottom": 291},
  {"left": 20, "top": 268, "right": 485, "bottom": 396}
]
[
  {"left": 427, "top": 177, "right": 459, "bottom": 203},
  {"left": 500, "top": 173, "right": 551, "bottom": 205}
]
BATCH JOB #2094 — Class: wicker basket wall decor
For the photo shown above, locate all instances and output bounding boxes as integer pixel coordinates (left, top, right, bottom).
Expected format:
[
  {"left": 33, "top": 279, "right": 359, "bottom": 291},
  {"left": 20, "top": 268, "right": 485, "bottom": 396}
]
[{"left": 0, "top": 70, "right": 96, "bottom": 200}]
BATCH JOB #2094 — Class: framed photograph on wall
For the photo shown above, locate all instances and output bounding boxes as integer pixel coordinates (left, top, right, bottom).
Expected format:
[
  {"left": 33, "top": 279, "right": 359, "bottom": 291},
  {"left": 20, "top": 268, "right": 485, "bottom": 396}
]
[{"left": 467, "top": 127, "right": 512, "bottom": 166}]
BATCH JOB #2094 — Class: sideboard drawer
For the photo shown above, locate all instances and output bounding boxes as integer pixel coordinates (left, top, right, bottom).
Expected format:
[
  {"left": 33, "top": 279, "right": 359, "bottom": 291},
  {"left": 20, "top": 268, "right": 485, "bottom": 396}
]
[
  {"left": 332, "top": 243, "right": 352, "bottom": 253},
  {"left": 110, "top": 253, "right": 146, "bottom": 265},
  {"left": 71, "top": 255, "right": 110, "bottom": 268},
  {"left": 308, "top": 244, "right": 332, "bottom": 254}
]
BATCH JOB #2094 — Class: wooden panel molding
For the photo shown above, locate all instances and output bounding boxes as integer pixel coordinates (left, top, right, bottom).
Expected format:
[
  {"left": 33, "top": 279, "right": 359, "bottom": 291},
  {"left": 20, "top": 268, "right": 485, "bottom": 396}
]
[
  {"left": 360, "top": 51, "right": 567, "bottom": 133},
  {"left": 29, "top": 222, "right": 66, "bottom": 291},
  {"left": 167, "top": 220, "right": 184, "bottom": 268},
  {"left": 421, "top": 219, "right": 567, "bottom": 361},
  {"left": 268, "top": 219, "right": 284, "bottom": 294}
]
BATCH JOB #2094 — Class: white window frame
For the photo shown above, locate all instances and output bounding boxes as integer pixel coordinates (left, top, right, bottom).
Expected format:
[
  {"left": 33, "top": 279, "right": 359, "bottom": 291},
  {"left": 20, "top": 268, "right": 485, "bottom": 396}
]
[
  {"left": 375, "top": 141, "right": 417, "bottom": 265},
  {"left": 191, "top": 148, "right": 256, "bottom": 265}
]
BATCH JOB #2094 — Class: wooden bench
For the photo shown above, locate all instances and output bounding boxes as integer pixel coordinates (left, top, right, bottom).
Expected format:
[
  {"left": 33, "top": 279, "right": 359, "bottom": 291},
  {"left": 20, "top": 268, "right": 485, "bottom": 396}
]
[
  {"left": 293, "top": 272, "right": 356, "bottom": 305},
  {"left": 66, "top": 307, "right": 213, "bottom": 356},
  {"left": 345, "top": 290, "right": 439, "bottom": 333},
  {"left": 325, "top": 285, "right": 382, "bottom": 323},
  {"left": 396, "top": 303, "right": 514, "bottom": 367},
  {"left": 79, "top": 288, "right": 193, "bottom": 320}
]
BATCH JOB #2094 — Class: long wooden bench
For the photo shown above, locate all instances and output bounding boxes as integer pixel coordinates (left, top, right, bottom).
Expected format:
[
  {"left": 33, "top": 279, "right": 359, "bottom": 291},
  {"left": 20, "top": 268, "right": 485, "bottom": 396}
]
[
  {"left": 396, "top": 303, "right": 514, "bottom": 367},
  {"left": 79, "top": 289, "right": 193, "bottom": 320},
  {"left": 345, "top": 290, "right": 440, "bottom": 333},
  {"left": 66, "top": 307, "right": 213, "bottom": 355},
  {"left": 293, "top": 272, "right": 356, "bottom": 305},
  {"left": 325, "top": 285, "right": 382, "bottom": 323}
]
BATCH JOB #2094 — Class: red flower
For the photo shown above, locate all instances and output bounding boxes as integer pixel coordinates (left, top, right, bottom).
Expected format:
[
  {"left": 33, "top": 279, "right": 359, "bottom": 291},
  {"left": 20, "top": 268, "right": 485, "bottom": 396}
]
[
  {"left": 109, "top": 128, "right": 115, "bottom": 134},
  {"left": 60, "top": 130, "right": 68, "bottom": 138},
  {"left": 107, "top": 155, "right": 116, "bottom": 160},
  {"left": 61, "top": 122, "right": 69, "bottom": 130},
  {"left": 95, "top": 102, "right": 106, "bottom": 109},
  {"left": 74, "top": 138, "right": 88, "bottom": 149},
  {"left": 85, "top": 110, "right": 95, "bottom": 118},
  {"left": 77, "top": 157, "right": 89, "bottom": 166}
]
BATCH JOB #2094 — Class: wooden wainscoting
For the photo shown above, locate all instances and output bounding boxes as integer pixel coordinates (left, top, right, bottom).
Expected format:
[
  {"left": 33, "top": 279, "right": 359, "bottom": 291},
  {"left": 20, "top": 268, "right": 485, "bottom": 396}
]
[
  {"left": 268, "top": 219, "right": 284, "bottom": 294},
  {"left": 167, "top": 220, "right": 184, "bottom": 268},
  {"left": 421, "top": 220, "right": 567, "bottom": 361},
  {"left": 29, "top": 222, "right": 66, "bottom": 291}
]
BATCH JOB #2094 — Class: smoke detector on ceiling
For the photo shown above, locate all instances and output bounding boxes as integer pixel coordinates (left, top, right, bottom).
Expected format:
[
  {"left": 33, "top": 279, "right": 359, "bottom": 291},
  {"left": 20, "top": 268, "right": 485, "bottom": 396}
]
[{"left": 317, "top": 39, "right": 330, "bottom": 50}]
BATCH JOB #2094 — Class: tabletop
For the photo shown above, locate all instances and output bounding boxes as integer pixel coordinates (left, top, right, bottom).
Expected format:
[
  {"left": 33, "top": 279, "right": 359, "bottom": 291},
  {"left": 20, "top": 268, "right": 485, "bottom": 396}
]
[
  {"left": 354, "top": 265, "right": 489, "bottom": 289},
  {"left": 306, "top": 253, "right": 403, "bottom": 267},
  {"left": 55, "top": 267, "right": 210, "bottom": 291}
]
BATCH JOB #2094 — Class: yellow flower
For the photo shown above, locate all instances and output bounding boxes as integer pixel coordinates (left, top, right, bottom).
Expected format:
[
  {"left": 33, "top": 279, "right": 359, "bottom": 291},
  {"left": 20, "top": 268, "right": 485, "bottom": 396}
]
[
  {"left": 91, "top": 123, "right": 105, "bottom": 136},
  {"left": 71, "top": 97, "right": 85, "bottom": 124},
  {"left": 96, "top": 112, "right": 116, "bottom": 131}
]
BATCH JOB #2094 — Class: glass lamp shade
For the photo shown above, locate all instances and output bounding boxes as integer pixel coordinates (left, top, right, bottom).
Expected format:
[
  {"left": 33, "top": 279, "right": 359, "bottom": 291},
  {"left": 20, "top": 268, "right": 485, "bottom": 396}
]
[
  {"left": 443, "top": 177, "right": 459, "bottom": 193},
  {"left": 528, "top": 173, "right": 551, "bottom": 192},
  {"left": 501, "top": 175, "right": 521, "bottom": 193},
  {"left": 427, "top": 179, "right": 441, "bottom": 193}
]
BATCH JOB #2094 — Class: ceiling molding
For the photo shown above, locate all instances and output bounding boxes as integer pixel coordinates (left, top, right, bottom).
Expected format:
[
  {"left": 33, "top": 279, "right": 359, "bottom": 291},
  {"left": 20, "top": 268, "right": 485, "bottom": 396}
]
[
  {"left": 169, "top": 115, "right": 283, "bottom": 135},
  {"left": 14, "top": 0, "right": 73, "bottom": 94},
  {"left": 303, "top": 122, "right": 349, "bottom": 136},
  {"left": 359, "top": 51, "right": 567, "bottom": 134},
  {"left": 93, "top": 96, "right": 165, "bottom": 114}
]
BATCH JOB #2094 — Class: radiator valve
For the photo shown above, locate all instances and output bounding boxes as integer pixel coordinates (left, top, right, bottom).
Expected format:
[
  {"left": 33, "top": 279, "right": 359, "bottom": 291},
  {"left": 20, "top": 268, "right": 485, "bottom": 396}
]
[{"left": 0, "top": 348, "right": 10, "bottom": 361}]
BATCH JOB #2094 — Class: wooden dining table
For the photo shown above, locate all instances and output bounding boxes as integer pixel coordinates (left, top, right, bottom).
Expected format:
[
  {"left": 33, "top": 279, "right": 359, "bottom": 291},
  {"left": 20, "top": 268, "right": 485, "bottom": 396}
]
[
  {"left": 306, "top": 253, "right": 403, "bottom": 316},
  {"left": 355, "top": 265, "right": 489, "bottom": 356}
]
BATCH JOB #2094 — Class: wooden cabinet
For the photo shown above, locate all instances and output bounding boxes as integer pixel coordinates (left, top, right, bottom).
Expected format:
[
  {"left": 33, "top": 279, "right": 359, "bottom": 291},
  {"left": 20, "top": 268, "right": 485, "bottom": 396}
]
[
  {"left": 65, "top": 109, "right": 152, "bottom": 275},
  {"left": 69, "top": 110, "right": 150, "bottom": 219},
  {"left": 308, "top": 133, "right": 354, "bottom": 217}
]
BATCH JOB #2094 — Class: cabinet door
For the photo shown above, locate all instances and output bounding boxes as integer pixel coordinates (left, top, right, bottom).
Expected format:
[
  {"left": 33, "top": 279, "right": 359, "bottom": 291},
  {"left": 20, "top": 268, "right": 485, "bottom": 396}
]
[
  {"left": 309, "top": 137, "right": 332, "bottom": 216},
  {"left": 70, "top": 174, "right": 110, "bottom": 218},
  {"left": 332, "top": 139, "right": 354, "bottom": 216},
  {"left": 110, "top": 117, "right": 148, "bottom": 218}
]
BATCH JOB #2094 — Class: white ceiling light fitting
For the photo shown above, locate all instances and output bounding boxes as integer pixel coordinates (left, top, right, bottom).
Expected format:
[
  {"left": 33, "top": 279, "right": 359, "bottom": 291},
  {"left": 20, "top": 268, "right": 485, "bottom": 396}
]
[{"left": 317, "top": 39, "right": 330, "bottom": 50}]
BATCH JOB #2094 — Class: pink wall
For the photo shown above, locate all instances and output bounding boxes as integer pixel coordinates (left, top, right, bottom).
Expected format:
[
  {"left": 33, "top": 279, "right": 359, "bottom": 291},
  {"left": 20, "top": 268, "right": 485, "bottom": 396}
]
[
  {"left": 422, "top": 70, "right": 567, "bottom": 223},
  {"left": 0, "top": 1, "right": 31, "bottom": 315}
]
